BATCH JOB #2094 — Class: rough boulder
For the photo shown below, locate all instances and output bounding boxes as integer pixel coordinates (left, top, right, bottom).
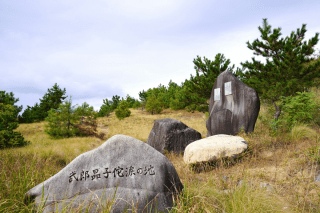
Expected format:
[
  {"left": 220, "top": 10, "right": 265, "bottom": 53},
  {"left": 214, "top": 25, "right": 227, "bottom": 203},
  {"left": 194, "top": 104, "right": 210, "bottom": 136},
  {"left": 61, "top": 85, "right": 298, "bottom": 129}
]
[
  {"left": 147, "top": 118, "right": 202, "bottom": 154},
  {"left": 25, "top": 135, "right": 183, "bottom": 213}
]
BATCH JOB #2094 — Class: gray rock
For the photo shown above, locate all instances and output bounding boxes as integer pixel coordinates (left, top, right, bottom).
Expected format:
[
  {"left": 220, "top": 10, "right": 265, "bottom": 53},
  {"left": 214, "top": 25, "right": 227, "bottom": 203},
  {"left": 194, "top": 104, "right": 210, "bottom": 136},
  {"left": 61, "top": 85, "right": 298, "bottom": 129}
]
[
  {"left": 25, "top": 135, "right": 183, "bottom": 213},
  {"left": 260, "top": 182, "right": 273, "bottom": 192},
  {"left": 237, "top": 180, "right": 253, "bottom": 188},
  {"left": 315, "top": 174, "right": 320, "bottom": 182},
  {"left": 221, "top": 175, "right": 229, "bottom": 182},
  {"left": 147, "top": 118, "right": 202, "bottom": 154},
  {"left": 206, "top": 70, "right": 260, "bottom": 136},
  {"left": 237, "top": 180, "right": 244, "bottom": 187}
]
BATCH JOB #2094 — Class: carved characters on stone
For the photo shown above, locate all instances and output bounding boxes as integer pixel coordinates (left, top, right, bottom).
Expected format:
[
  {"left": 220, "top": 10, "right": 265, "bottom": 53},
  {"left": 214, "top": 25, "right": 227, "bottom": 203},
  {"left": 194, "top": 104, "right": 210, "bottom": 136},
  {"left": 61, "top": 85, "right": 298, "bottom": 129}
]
[
  {"left": 68, "top": 165, "right": 156, "bottom": 183},
  {"left": 25, "top": 135, "right": 183, "bottom": 213}
]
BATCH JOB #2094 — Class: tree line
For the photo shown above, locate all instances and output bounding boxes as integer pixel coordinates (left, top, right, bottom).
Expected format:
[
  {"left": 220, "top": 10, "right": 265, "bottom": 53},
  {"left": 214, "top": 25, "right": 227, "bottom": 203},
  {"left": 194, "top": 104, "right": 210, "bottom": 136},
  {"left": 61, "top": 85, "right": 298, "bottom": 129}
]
[{"left": 1, "top": 18, "right": 320, "bottom": 149}]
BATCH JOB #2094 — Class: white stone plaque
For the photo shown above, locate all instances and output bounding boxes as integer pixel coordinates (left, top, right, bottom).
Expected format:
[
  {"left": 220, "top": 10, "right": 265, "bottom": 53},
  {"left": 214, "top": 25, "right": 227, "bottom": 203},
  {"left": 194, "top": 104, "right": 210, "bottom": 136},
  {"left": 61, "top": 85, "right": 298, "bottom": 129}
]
[
  {"left": 214, "top": 88, "right": 220, "bottom": 101},
  {"left": 225, "top": 81, "right": 232, "bottom": 95}
]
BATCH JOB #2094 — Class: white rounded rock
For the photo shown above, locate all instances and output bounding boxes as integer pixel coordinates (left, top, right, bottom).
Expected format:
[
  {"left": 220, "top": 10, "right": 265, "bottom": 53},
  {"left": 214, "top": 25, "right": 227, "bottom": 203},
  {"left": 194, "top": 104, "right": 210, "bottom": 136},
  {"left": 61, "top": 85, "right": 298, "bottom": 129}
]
[{"left": 183, "top": 134, "right": 248, "bottom": 164}]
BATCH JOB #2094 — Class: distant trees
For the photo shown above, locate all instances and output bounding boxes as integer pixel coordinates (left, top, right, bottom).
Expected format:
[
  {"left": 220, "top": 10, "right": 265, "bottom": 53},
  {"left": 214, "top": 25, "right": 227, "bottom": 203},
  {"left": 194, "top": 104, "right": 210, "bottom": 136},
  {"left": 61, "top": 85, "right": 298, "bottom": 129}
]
[
  {"left": 239, "top": 18, "right": 320, "bottom": 120},
  {"left": 137, "top": 79, "right": 207, "bottom": 115},
  {"left": 0, "top": 91, "right": 30, "bottom": 149},
  {"left": 19, "top": 83, "right": 67, "bottom": 123},
  {"left": 97, "top": 94, "right": 141, "bottom": 118},
  {"left": 136, "top": 53, "right": 242, "bottom": 115},
  {"left": 19, "top": 103, "right": 42, "bottom": 123},
  {"left": 139, "top": 81, "right": 185, "bottom": 114}
]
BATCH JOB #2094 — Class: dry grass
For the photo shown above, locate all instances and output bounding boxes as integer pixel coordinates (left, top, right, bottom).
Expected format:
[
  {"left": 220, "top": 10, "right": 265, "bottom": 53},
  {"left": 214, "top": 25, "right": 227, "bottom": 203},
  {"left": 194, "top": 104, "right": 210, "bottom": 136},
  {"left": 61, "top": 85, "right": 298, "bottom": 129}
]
[
  {"left": 102, "top": 108, "right": 207, "bottom": 142},
  {"left": 1, "top": 102, "right": 320, "bottom": 212}
]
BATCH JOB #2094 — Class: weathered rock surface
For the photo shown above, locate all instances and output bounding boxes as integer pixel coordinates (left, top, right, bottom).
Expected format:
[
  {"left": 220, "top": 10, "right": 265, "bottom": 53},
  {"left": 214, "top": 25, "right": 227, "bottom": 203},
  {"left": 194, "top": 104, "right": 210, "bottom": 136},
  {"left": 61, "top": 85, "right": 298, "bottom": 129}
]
[
  {"left": 183, "top": 134, "right": 248, "bottom": 164},
  {"left": 147, "top": 118, "right": 202, "bottom": 154},
  {"left": 25, "top": 135, "right": 183, "bottom": 213},
  {"left": 206, "top": 70, "right": 260, "bottom": 136}
]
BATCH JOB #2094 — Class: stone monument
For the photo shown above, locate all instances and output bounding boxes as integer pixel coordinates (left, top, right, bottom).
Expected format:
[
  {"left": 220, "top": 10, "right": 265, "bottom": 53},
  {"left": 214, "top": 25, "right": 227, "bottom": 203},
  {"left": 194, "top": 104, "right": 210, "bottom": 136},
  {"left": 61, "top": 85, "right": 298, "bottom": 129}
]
[
  {"left": 25, "top": 135, "right": 183, "bottom": 213},
  {"left": 147, "top": 118, "right": 202, "bottom": 154},
  {"left": 206, "top": 70, "right": 260, "bottom": 136}
]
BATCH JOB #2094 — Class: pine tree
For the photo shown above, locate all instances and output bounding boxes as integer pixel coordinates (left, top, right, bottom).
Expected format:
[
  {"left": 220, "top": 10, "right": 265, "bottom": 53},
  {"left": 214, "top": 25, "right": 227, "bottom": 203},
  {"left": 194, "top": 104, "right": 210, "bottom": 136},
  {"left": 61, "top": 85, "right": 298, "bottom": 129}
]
[
  {"left": 169, "top": 80, "right": 206, "bottom": 111},
  {"left": 239, "top": 18, "right": 320, "bottom": 120},
  {"left": 45, "top": 97, "right": 79, "bottom": 138},
  {"left": 74, "top": 102, "right": 94, "bottom": 123},
  {"left": 0, "top": 103, "right": 30, "bottom": 149},
  {"left": 145, "top": 95, "right": 162, "bottom": 115},
  {"left": 132, "top": 100, "right": 142, "bottom": 109},
  {"left": 111, "top": 95, "right": 121, "bottom": 110},
  {"left": 125, "top": 94, "right": 136, "bottom": 108},
  {"left": 39, "top": 83, "right": 67, "bottom": 120},
  {"left": 138, "top": 90, "right": 147, "bottom": 110},
  {"left": 184, "top": 53, "right": 239, "bottom": 101},
  {"left": 97, "top": 98, "right": 113, "bottom": 117},
  {"left": 115, "top": 101, "right": 131, "bottom": 120},
  {"left": 19, "top": 103, "right": 42, "bottom": 123},
  {"left": 0, "top": 91, "right": 23, "bottom": 118},
  {"left": 18, "top": 105, "right": 32, "bottom": 123}
]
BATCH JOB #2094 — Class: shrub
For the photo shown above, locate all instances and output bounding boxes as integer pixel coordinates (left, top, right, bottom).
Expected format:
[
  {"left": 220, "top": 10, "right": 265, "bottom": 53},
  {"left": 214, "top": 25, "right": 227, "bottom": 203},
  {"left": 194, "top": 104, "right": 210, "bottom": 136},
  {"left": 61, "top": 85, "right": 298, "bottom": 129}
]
[
  {"left": 0, "top": 103, "right": 30, "bottom": 149},
  {"left": 72, "top": 116, "right": 105, "bottom": 139},
  {"left": 185, "top": 104, "right": 197, "bottom": 113},
  {"left": 145, "top": 95, "right": 162, "bottom": 114},
  {"left": 45, "top": 99, "right": 104, "bottom": 139},
  {"left": 196, "top": 104, "right": 209, "bottom": 113},
  {"left": 279, "top": 91, "right": 317, "bottom": 130},
  {"left": 115, "top": 101, "right": 131, "bottom": 120}
]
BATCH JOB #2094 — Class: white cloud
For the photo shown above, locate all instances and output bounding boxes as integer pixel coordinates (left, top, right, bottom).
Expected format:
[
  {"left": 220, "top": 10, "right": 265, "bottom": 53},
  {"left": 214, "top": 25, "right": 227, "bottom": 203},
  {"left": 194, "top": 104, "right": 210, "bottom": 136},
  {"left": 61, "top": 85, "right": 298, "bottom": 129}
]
[{"left": 1, "top": 0, "right": 320, "bottom": 114}]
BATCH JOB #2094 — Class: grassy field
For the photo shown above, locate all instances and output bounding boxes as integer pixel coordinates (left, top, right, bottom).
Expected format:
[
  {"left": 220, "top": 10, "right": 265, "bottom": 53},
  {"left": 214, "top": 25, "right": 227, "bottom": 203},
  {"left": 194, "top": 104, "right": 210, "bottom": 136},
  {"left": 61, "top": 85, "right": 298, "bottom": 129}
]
[{"left": 1, "top": 103, "right": 320, "bottom": 212}]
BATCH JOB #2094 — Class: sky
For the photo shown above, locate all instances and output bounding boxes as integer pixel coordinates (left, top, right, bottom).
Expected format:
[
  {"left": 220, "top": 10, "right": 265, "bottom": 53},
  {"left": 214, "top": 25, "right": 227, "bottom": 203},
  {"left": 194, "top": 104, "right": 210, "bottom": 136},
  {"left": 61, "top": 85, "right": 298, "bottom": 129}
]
[{"left": 1, "top": 0, "right": 320, "bottom": 113}]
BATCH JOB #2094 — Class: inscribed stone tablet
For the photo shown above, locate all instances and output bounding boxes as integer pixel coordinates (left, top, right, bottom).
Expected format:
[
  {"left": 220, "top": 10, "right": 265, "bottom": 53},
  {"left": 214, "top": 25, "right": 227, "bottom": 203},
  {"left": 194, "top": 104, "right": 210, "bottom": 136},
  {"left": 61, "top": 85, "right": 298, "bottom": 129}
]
[
  {"left": 206, "top": 70, "right": 260, "bottom": 136},
  {"left": 214, "top": 88, "right": 220, "bottom": 101},
  {"left": 225, "top": 81, "right": 232, "bottom": 95},
  {"left": 25, "top": 135, "right": 183, "bottom": 213}
]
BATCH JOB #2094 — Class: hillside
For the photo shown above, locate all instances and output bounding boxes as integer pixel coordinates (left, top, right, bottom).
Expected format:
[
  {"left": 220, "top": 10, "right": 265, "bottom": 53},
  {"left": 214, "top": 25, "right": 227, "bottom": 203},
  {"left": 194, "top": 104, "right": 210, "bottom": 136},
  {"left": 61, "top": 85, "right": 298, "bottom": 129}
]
[{"left": 1, "top": 103, "right": 320, "bottom": 212}]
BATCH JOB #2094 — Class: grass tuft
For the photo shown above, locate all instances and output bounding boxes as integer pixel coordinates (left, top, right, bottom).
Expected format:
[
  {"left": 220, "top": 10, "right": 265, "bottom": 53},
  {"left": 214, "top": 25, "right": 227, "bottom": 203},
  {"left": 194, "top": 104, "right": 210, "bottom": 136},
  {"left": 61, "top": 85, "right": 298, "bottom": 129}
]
[{"left": 290, "top": 123, "right": 318, "bottom": 141}]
